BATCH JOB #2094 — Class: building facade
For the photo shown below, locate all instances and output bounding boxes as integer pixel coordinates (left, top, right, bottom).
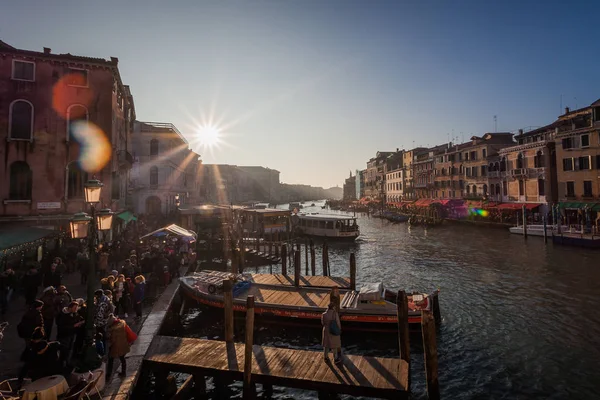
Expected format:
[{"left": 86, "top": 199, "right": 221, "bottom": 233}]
[
  {"left": 385, "top": 168, "right": 404, "bottom": 203},
  {"left": 343, "top": 173, "right": 356, "bottom": 200},
  {"left": 236, "top": 166, "right": 280, "bottom": 203},
  {"left": 555, "top": 104, "right": 600, "bottom": 204},
  {"left": 364, "top": 151, "right": 392, "bottom": 199},
  {"left": 0, "top": 40, "right": 135, "bottom": 228},
  {"left": 355, "top": 169, "right": 365, "bottom": 200},
  {"left": 131, "top": 121, "right": 200, "bottom": 215}
]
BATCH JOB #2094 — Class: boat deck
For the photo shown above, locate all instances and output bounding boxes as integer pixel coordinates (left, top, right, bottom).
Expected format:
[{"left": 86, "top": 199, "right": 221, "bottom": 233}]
[
  {"left": 238, "top": 284, "right": 333, "bottom": 308},
  {"left": 144, "top": 336, "right": 409, "bottom": 399},
  {"left": 248, "top": 273, "right": 350, "bottom": 288}
]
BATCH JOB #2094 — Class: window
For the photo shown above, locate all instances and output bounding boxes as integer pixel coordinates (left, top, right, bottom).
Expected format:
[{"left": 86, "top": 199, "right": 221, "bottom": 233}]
[
  {"left": 12, "top": 60, "right": 35, "bottom": 81},
  {"left": 481, "top": 165, "right": 487, "bottom": 176},
  {"left": 466, "top": 185, "right": 470, "bottom": 195},
  {"left": 470, "top": 151, "right": 477, "bottom": 160},
  {"left": 516, "top": 153, "right": 524, "bottom": 169},
  {"left": 562, "top": 137, "right": 580, "bottom": 149},
  {"left": 150, "top": 139, "right": 159, "bottom": 156},
  {"left": 483, "top": 184, "right": 488, "bottom": 195},
  {"left": 563, "top": 158, "right": 574, "bottom": 171},
  {"left": 596, "top": 155, "right": 600, "bottom": 169},
  {"left": 503, "top": 181, "right": 508, "bottom": 196},
  {"left": 472, "top": 185, "right": 477, "bottom": 195},
  {"left": 518, "top": 180, "right": 524, "bottom": 196},
  {"left": 67, "top": 163, "right": 87, "bottom": 198},
  {"left": 490, "top": 185, "right": 495, "bottom": 195},
  {"left": 581, "top": 134, "right": 590, "bottom": 148},
  {"left": 534, "top": 151, "right": 544, "bottom": 168},
  {"left": 538, "top": 179, "right": 545, "bottom": 196},
  {"left": 9, "top": 161, "right": 32, "bottom": 200},
  {"left": 66, "top": 104, "right": 89, "bottom": 141},
  {"left": 150, "top": 166, "right": 159, "bottom": 185},
  {"left": 566, "top": 181, "right": 575, "bottom": 197},
  {"left": 482, "top": 149, "right": 487, "bottom": 158},
  {"left": 584, "top": 181, "right": 593, "bottom": 197},
  {"left": 500, "top": 157, "right": 507, "bottom": 172},
  {"left": 9, "top": 100, "right": 34, "bottom": 140},
  {"left": 578, "top": 156, "right": 591, "bottom": 170},
  {"left": 66, "top": 68, "right": 88, "bottom": 87}
]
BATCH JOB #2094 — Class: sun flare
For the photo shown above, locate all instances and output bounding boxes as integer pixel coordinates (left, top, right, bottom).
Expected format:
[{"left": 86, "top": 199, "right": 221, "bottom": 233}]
[{"left": 196, "top": 125, "right": 221, "bottom": 148}]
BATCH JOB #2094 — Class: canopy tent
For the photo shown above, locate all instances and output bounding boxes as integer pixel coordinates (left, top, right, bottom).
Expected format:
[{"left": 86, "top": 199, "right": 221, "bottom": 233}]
[
  {"left": 0, "top": 226, "right": 58, "bottom": 251},
  {"left": 559, "top": 202, "right": 600, "bottom": 211},
  {"left": 140, "top": 224, "right": 197, "bottom": 240},
  {"left": 116, "top": 211, "right": 137, "bottom": 224},
  {"left": 497, "top": 203, "right": 541, "bottom": 211}
]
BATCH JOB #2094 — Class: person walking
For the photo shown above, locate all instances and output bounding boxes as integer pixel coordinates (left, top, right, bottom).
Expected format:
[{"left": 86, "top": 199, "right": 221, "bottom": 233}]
[
  {"left": 98, "top": 249, "right": 109, "bottom": 279},
  {"left": 43, "top": 264, "right": 61, "bottom": 289},
  {"left": 40, "top": 287, "right": 58, "bottom": 339},
  {"left": 93, "top": 289, "right": 112, "bottom": 348},
  {"left": 17, "top": 300, "right": 44, "bottom": 351},
  {"left": 113, "top": 275, "right": 129, "bottom": 318},
  {"left": 56, "top": 301, "right": 84, "bottom": 365},
  {"left": 105, "top": 314, "right": 132, "bottom": 379},
  {"left": 321, "top": 302, "right": 342, "bottom": 364},
  {"left": 133, "top": 275, "right": 145, "bottom": 320},
  {"left": 55, "top": 285, "right": 73, "bottom": 311},
  {"left": 77, "top": 249, "right": 89, "bottom": 284}
]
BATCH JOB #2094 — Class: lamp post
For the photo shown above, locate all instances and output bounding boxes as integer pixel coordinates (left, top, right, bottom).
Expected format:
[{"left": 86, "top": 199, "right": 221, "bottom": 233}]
[{"left": 69, "top": 179, "right": 114, "bottom": 371}]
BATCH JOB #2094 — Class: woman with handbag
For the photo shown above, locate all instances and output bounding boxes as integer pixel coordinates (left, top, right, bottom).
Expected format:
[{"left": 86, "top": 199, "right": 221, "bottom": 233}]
[{"left": 321, "top": 302, "right": 342, "bottom": 364}]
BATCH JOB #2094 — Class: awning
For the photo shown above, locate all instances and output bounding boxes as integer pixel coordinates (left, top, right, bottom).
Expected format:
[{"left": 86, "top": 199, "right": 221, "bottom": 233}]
[
  {"left": 497, "top": 203, "right": 541, "bottom": 211},
  {"left": 0, "top": 227, "right": 58, "bottom": 251},
  {"left": 414, "top": 199, "right": 433, "bottom": 207},
  {"left": 116, "top": 211, "right": 137, "bottom": 223},
  {"left": 559, "top": 202, "right": 600, "bottom": 210},
  {"left": 140, "top": 224, "right": 197, "bottom": 240}
]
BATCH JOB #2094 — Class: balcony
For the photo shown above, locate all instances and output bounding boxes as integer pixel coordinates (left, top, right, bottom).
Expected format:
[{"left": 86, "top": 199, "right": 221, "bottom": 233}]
[
  {"left": 510, "top": 168, "right": 528, "bottom": 177},
  {"left": 415, "top": 182, "right": 427, "bottom": 188},
  {"left": 488, "top": 171, "right": 502, "bottom": 178},
  {"left": 117, "top": 150, "right": 134, "bottom": 169}
]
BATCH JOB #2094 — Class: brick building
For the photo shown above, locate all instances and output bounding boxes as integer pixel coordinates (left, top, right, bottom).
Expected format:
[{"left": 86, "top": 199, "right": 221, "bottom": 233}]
[{"left": 0, "top": 40, "right": 135, "bottom": 229}]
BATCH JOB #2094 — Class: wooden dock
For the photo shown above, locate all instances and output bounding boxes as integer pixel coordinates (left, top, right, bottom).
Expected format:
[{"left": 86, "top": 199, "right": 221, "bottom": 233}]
[
  {"left": 248, "top": 273, "right": 350, "bottom": 288},
  {"left": 144, "top": 335, "right": 409, "bottom": 399}
]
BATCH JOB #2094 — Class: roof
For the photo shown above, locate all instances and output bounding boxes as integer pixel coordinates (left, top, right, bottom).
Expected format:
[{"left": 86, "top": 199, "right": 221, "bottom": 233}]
[
  {"left": 137, "top": 121, "right": 188, "bottom": 145},
  {"left": 298, "top": 213, "right": 356, "bottom": 221},
  {"left": 140, "top": 224, "right": 196, "bottom": 239},
  {"left": 0, "top": 226, "right": 58, "bottom": 251},
  {"left": 0, "top": 39, "right": 118, "bottom": 66},
  {"left": 240, "top": 208, "right": 290, "bottom": 215}
]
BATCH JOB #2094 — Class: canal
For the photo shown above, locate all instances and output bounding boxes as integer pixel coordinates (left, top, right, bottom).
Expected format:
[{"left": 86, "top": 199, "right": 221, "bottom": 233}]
[{"left": 178, "top": 203, "right": 600, "bottom": 399}]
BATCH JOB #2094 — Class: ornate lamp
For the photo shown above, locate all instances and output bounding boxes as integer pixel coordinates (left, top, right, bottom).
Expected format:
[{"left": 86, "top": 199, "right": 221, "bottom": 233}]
[
  {"left": 96, "top": 208, "right": 114, "bottom": 231},
  {"left": 84, "top": 179, "right": 103, "bottom": 204},
  {"left": 69, "top": 212, "right": 92, "bottom": 239}
]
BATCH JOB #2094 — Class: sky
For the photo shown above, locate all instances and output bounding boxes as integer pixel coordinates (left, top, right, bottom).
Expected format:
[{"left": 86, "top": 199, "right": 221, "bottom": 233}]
[{"left": 2, "top": 0, "right": 600, "bottom": 188}]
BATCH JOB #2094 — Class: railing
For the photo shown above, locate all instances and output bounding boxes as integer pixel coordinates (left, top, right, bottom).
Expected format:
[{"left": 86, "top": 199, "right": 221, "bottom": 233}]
[
  {"left": 415, "top": 182, "right": 427, "bottom": 188},
  {"left": 510, "top": 168, "right": 527, "bottom": 177},
  {"left": 488, "top": 171, "right": 500, "bottom": 178}
]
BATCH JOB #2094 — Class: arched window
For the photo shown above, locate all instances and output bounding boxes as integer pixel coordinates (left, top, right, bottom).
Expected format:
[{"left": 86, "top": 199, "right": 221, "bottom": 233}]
[
  {"left": 517, "top": 153, "right": 524, "bottom": 169},
  {"left": 500, "top": 157, "right": 507, "bottom": 172},
  {"left": 66, "top": 104, "right": 89, "bottom": 141},
  {"left": 483, "top": 184, "right": 488, "bottom": 195},
  {"left": 150, "top": 166, "right": 159, "bottom": 185},
  {"left": 496, "top": 184, "right": 501, "bottom": 196},
  {"left": 534, "top": 150, "right": 544, "bottom": 168},
  {"left": 9, "top": 100, "right": 34, "bottom": 140},
  {"left": 495, "top": 162, "right": 500, "bottom": 171},
  {"left": 466, "top": 185, "right": 471, "bottom": 195},
  {"left": 9, "top": 161, "right": 32, "bottom": 199},
  {"left": 488, "top": 163, "right": 494, "bottom": 172},
  {"left": 150, "top": 139, "right": 159, "bottom": 156},
  {"left": 490, "top": 185, "right": 495, "bottom": 196},
  {"left": 67, "top": 163, "right": 87, "bottom": 198},
  {"left": 472, "top": 185, "right": 477, "bottom": 195}
]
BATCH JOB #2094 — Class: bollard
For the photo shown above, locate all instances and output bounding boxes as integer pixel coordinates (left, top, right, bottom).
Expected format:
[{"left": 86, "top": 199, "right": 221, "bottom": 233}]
[{"left": 422, "top": 310, "right": 440, "bottom": 400}]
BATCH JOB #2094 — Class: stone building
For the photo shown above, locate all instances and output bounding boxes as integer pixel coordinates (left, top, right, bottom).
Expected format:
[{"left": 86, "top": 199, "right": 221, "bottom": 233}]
[
  {"left": 554, "top": 103, "right": 600, "bottom": 205},
  {"left": 413, "top": 145, "right": 446, "bottom": 199},
  {"left": 0, "top": 40, "right": 135, "bottom": 228},
  {"left": 237, "top": 166, "right": 280, "bottom": 203},
  {"left": 355, "top": 169, "right": 365, "bottom": 200},
  {"left": 343, "top": 172, "right": 356, "bottom": 200},
  {"left": 364, "top": 151, "right": 393, "bottom": 199},
  {"left": 131, "top": 121, "right": 200, "bottom": 215},
  {"left": 402, "top": 148, "right": 425, "bottom": 200},
  {"left": 385, "top": 168, "right": 404, "bottom": 203},
  {"left": 432, "top": 143, "right": 470, "bottom": 200}
]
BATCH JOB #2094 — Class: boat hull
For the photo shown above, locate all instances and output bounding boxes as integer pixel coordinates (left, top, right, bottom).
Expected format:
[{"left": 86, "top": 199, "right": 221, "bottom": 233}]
[
  {"left": 509, "top": 225, "right": 568, "bottom": 237},
  {"left": 179, "top": 281, "right": 423, "bottom": 330}
]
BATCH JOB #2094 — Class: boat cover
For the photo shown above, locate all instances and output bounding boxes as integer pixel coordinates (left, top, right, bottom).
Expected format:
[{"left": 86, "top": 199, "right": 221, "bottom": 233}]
[{"left": 358, "top": 282, "right": 383, "bottom": 301}]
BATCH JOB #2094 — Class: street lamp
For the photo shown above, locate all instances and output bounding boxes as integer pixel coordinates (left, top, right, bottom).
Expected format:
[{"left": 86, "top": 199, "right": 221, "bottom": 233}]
[{"left": 69, "top": 179, "right": 113, "bottom": 372}]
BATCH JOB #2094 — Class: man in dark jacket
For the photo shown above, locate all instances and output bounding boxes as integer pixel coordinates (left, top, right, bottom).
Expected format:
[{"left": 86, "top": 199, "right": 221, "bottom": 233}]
[
  {"left": 40, "top": 287, "right": 57, "bottom": 339},
  {"left": 55, "top": 286, "right": 73, "bottom": 311},
  {"left": 18, "top": 327, "right": 62, "bottom": 383},
  {"left": 22, "top": 266, "right": 42, "bottom": 305},
  {"left": 18, "top": 300, "right": 44, "bottom": 349},
  {"left": 56, "top": 301, "right": 84, "bottom": 365},
  {"left": 43, "top": 264, "right": 61, "bottom": 289}
]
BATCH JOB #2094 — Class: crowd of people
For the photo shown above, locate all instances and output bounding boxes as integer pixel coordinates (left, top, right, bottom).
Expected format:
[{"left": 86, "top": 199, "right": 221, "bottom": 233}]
[{"left": 0, "top": 221, "right": 196, "bottom": 387}]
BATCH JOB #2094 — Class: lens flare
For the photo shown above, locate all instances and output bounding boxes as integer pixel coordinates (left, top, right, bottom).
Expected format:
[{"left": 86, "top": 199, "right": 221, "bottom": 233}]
[
  {"left": 195, "top": 125, "right": 221, "bottom": 148},
  {"left": 52, "top": 73, "right": 93, "bottom": 118},
  {"left": 469, "top": 208, "right": 490, "bottom": 217},
  {"left": 70, "top": 121, "right": 111, "bottom": 172}
]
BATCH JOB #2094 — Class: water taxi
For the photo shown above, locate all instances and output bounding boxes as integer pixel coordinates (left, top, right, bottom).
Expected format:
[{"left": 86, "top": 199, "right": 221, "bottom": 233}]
[
  {"left": 289, "top": 202, "right": 303, "bottom": 211},
  {"left": 180, "top": 270, "right": 439, "bottom": 331},
  {"left": 237, "top": 208, "right": 290, "bottom": 234},
  {"left": 293, "top": 213, "right": 360, "bottom": 240},
  {"left": 509, "top": 224, "right": 568, "bottom": 237}
]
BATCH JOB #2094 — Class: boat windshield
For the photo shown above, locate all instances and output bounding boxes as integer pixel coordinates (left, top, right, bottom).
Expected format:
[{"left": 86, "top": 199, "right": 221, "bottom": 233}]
[{"left": 337, "top": 218, "right": 358, "bottom": 232}]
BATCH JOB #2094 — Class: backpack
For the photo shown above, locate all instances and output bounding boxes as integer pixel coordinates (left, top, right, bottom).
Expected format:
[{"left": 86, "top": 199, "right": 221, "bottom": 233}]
[{"left": 329, "top": 318, "right": 341, "bottom": 336}]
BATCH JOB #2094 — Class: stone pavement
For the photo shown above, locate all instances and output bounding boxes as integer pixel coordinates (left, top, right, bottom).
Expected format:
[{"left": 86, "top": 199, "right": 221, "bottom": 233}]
[{"left": 0, "top": 270, "right": 155, "bottom": 380}]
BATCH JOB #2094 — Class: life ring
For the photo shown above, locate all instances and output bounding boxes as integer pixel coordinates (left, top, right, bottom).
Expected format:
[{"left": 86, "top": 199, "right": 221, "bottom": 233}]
[{"left": 208, "top": 284, "right": 217, "bottom": 294}]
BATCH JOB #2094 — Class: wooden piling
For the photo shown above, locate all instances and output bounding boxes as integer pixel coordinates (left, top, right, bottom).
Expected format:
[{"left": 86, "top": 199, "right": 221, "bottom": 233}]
[
  {"left": 294, "top": 250, "right": 301, "bottom": 287},
  {"left": 422, "top": 310, "right": 440, "bottom": 400},
  {"left": 522, "top": 205, "right": 528, "bottom": 239},
  {"left": 305, "top": 239, "right": 309, "bottom": 275},
  {"left": 310, "top": 239, "right": 316, "bottom": 276},
  {"left": 322, "top": 242, "right": 329, "bottom": 276},
  {"left": 223, "top": 279, "right": 234, "bottom": 342},
  {"left": 269, "top": 233, "right": 273, "bottom": 255},
  {"left": 193, "top": 375, "right": 207, "bottom": 400},
  {"left": 396, "top": 290, "right": 410, "bottom": 364},
  {"left": 330, "top": 287, "right": 340, "bottom": 312},
  {"left": 349, "top": 253, "right": 356, "bottom": 291},
  {"left": 431, "top": 290, "right": 441, "bottom": 325},
  {"left": 281, "top": 244, "right": 287, "bottom": 275},
  {"left": 543, "top": 216, "right": 548, "bottom": 243},
  {"left": 243, "top": 296, "right": 256, "bottom": 400}
]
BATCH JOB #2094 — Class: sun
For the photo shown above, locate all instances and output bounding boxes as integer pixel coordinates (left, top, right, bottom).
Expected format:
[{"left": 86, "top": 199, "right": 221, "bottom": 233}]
[{"left": 196, "top": 125, "right": 221, "bottom": 148}]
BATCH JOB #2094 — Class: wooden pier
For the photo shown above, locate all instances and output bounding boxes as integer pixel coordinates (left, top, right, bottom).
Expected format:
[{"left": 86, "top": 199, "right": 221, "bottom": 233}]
[{"left": 144, "top": 335, "right": 409, "bottom": 399}]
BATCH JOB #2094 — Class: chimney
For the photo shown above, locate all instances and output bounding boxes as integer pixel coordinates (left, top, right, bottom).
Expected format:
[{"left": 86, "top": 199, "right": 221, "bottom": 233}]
[
  {"left": 110, "top": 57, "right": 119, "bottom": 64},
  {"left": 565, "top": 107, "right": 570, "bottom": 114},
  {"left": 43, "top": 47, "right": 51, "bottom": 54}
]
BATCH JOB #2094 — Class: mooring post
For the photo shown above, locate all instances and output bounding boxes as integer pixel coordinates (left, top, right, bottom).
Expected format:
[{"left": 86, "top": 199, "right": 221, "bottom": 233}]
[
  {"left": 243, "top": 296, "right": 256, "bottom": 400},
  {"left": 422, "top": 309, "right": 440, "bottom": 400},
  {"left": 305, "top": 239, "right": 309, "bottom": 275},
  {"left": 543, "top": 215, "right": 548, "bottom": 243},
  {"left": 522, "top": 205, "right": 528, "bottom": 239},
  {"left": 349, "top": 253, "right": 356, "bottom": 291},
  {"left": 223, "top": 279, "right": 234, "bottom": 342},
  {"left": 193, "top": 374, "right": 207, "bottom": 399},
  {"left": 294, "top": 250, "right": 301, "bottom": 287},
  {"left": 281, "top": 244, "right": 287, "bottom": 275},
  {"left": 396, "top": 290, "right": 410, "bottom": 387},
  {"left": 310, "top": 239, "right": 316, "bottom": 276},
  {"left": 269, "top": 233, "right": 273, "bottom": 255},
  {"left": 263, "top": 383, "right": 273, "bottom": 398},
  {"left": 432, "top": 290, "right": 441, "bottom": 325},
  {"left": 322, "top": 242, "right": 329, "bottom": 276},
  {"left": 330, "top": 287, "right": 340, "bottom": 312}
]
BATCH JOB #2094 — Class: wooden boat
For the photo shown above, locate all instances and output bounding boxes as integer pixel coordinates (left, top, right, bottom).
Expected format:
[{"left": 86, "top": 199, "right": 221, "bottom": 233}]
[
  {"left": 179, "top": 270, "right": 439, "bottom": 331},
  {"left": 293, "top": 213, "right": 359, "bottom": 240},
  {"left": 552, "top": 233, "right": 600, "bottom": 248},
  {"left": 509, "top": 224, "right": 568, "bottom": 237}
]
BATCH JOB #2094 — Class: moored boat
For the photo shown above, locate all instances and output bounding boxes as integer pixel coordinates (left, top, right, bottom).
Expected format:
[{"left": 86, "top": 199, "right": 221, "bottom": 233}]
[
  {"left": 293, "top": 213, "right": 359, "bottom": 240},
  {"left": 179, "top": 270, "right": 439, "bottom": 331},
  {"left": 509, "top": 224, "right": 568, "bottom": 237}
]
